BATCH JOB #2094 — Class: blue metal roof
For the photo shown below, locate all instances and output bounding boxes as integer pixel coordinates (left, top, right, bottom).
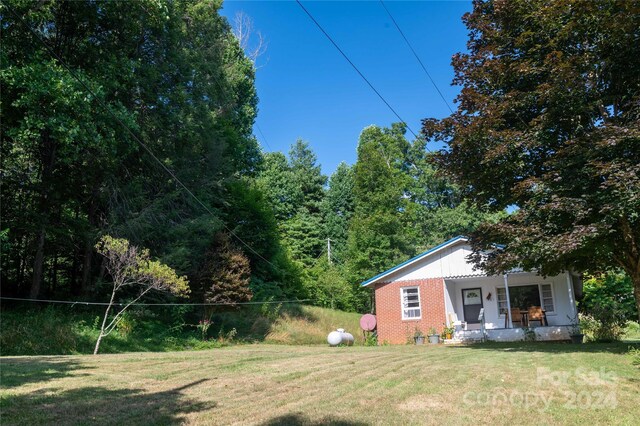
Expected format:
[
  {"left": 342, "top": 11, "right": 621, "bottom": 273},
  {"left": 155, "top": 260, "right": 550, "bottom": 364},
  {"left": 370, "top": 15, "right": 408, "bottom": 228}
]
[{"left": 360, "top": 235, "right": 468, "bottom": 287}]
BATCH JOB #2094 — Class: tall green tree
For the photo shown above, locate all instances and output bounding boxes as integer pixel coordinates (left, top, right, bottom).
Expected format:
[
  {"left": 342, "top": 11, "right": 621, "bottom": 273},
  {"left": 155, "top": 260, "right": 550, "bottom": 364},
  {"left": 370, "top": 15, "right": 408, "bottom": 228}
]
[
  {"left": 406, "top": 139, "right": 503, "bottom": 250},
  {"left": 256, "top": 140, "right": 326, "bottom": 268},
  {"left": 322, "top": 162, "right": 355, "bottom": 263},
  {"left": 347, "top": 124, "right": 413, "bottom": 310},
  {"left": 288, "top": 139, "right": 327, "bottom": 215},
  {"left": 255, "top": 152, "right": 300, "bottom": 222},
  {"left": 423, "top": 0, "right": 640, "bottom": 320}
]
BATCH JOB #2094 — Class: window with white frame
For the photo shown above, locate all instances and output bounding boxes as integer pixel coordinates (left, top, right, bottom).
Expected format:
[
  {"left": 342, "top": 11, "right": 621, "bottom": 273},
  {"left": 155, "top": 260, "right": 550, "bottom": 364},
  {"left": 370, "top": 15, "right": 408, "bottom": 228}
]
[
  {"left": 540, "top": 284, "right": 555, "bottom": 313},
  {"left": 495, "top": 284, "right": 555, "bottom": 315},
  {"left": 401, "top": 287, "right": 421, "bottom": 319},
  {"left": 496, "top": 287, "right": 508, "bottom": 315}
]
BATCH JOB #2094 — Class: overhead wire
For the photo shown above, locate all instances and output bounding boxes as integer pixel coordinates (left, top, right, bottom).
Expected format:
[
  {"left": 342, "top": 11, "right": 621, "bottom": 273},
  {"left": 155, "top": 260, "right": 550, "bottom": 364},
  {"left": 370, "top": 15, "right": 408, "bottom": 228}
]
[
  {"left": 295, "top": 0, "right": 424, "bottom": 144},
  {"left": 0, "top": 296, "right": 311, "bottom": 307},
  {"left": 379, "top": 0, "right": 455, "bottom": 115}
]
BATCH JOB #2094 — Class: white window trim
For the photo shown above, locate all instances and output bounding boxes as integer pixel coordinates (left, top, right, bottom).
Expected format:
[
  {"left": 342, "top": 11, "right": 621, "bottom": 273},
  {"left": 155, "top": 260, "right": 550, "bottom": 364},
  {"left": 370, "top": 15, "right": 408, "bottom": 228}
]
[
  {"left": 400, "top": 286, "right": 422, "bottom": 320},
  {"left": 495, "top": 283, "right": 556, "bottom": 316},
  {"left": 538, "top": 283, "right": 556, "bottom": 315},
  {"left": 496, "top": 287, "right": 508, "bottom": 316}
]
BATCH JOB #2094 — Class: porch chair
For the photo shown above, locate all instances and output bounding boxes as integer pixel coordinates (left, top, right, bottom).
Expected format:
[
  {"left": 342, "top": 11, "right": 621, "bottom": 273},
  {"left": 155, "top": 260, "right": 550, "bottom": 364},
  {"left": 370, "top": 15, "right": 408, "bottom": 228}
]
[
  {"left": 527, "top": 306, "right": 548, "bottom": 327},
  {"left": 504, "top": 308, "right": 523, "bottom": 328},
  {"left": 448, "top": 312, "right": 467, "bottom": 332}
]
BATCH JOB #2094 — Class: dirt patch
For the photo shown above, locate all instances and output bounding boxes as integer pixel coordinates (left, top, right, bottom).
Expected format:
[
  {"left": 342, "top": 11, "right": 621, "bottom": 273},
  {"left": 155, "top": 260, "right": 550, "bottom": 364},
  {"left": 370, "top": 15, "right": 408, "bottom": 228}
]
[{"left": 398, "top": 395, "right": 446, "bottom": 411}]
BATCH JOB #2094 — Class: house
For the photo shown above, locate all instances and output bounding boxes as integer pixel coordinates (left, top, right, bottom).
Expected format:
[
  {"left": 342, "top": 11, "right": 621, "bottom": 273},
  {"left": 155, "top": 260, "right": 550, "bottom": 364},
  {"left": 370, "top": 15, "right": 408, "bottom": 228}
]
[{"left": 361, "top": 236, "right": 580, "bottom": 344}]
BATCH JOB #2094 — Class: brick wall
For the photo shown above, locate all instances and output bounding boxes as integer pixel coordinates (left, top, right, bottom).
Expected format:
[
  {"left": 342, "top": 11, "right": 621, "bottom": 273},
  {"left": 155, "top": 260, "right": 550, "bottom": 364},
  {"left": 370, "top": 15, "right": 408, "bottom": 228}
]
[{"left": 374, "top": 278, "right": 446, "bottom": 345}]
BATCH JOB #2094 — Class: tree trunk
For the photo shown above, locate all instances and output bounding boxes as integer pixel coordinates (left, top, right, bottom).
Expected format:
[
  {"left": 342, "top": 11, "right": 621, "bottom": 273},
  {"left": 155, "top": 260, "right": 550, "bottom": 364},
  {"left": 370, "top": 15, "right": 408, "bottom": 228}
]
[
  {"left": 50, "top": 254, "right": 58, "bottom": 295},
  {"left": 94, "top": 288, "right": 117, "bottom": 355},
  {"left": 31, "top": 131, "right": 56, "bottom": 299},
  {"left": 81, "top": 190, "right": 99, "bottom": 295},
  {"left": 30, "top": 229, "right": 46, "bottom": 299},
  {"left": 632, "top": 272, "right": 640, "bottom": 324},
  {"left": 80, "top": 242, "right": 93, "bottom": 296},
  {"left": 70, "top": 249, "right": 80, "bottom": 296}
]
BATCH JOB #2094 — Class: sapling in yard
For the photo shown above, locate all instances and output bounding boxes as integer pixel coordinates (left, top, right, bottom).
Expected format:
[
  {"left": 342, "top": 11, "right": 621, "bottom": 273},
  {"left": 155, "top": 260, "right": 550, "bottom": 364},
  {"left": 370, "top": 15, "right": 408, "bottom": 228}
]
[{"left": 93, "top": 236, "right": 189, "bottom": 354}]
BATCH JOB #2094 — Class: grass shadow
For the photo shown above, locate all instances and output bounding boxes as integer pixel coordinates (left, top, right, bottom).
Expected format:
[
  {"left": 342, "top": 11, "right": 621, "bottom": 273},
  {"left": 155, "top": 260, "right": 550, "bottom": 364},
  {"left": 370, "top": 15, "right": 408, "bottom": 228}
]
[
  {"left": 261, "top": 413, "right": 368, "bottom": 426},
  {"left": 0, "top": 357, "right": 91, "bottom": 389},
  {"left": 0, "top": 379, "right": 214, "bottom": 425},
  {"left": 450, "top": 341, "right": 640, "bottom": 354}
]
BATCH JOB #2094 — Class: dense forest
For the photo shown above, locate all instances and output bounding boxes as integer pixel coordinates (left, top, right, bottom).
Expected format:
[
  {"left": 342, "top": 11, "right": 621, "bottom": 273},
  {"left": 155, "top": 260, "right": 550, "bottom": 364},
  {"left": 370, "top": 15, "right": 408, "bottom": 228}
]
[
  {"left": 1, "top": 0, "right": 498, "bottom": 314},
  {"left": 4, "top": 0, "right": 637, "bottom": 326}
]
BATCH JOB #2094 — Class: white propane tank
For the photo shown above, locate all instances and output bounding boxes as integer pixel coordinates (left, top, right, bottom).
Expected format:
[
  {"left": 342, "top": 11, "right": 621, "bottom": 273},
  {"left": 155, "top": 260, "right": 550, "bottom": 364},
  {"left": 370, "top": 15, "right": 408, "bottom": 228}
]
[{"left": 327, "top": 328, "right": 354, "bottom": 346}]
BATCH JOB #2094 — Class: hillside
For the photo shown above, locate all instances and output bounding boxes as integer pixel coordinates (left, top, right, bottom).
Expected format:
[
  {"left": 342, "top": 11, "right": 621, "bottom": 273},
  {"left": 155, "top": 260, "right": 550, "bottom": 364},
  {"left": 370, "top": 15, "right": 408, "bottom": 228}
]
[{"left": 0, "top": 304, "right": 363, "bottom": 356}]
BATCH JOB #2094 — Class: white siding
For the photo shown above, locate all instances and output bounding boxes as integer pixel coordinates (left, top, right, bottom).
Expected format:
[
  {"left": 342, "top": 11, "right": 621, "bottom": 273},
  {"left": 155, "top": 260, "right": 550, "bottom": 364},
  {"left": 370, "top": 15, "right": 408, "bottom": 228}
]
[{"left": 383, "top": 243, "right": 482, "bottom": 282}]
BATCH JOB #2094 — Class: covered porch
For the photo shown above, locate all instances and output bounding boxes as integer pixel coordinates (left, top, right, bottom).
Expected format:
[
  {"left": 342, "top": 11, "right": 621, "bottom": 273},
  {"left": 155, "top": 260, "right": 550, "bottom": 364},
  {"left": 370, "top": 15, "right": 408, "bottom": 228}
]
[{"left": 443, "top": 272, "right": 578, "bottom": 343}]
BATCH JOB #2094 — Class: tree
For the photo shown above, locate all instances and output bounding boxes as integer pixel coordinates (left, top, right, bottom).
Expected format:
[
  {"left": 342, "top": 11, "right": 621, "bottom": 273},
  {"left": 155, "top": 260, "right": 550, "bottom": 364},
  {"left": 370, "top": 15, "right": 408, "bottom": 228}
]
[
  {"left": 346, "top": 124, "right": 413, "bottom": 310},
  {"left": 1, "top": 0, "right": 269, "bottom": 302},
  {"left": 197, "top": 233, "right": 252, "bottom": 307},
  {"left": 406, "top": 139, "right": 504, "bottom": 250},
  {"left": 423, "top": 0, "right": 640, "bottom": 320},
  {"left": 256, "top": 152, "right": 300, "bottom": 222},
  {"left": 581, "top": 272, "right": 638, "bottom": 322},
  {"left": 94, "top": 236, "right": 189, "bottom": 354},
  {"left": 322, "top": 162, "right": 355, "bottom": 263},
  {"left": 255, "top": 140, "right": 327, "bottom": 268},
  {"left": 288, "top": 139, "right": 327, "bottom": 215}
]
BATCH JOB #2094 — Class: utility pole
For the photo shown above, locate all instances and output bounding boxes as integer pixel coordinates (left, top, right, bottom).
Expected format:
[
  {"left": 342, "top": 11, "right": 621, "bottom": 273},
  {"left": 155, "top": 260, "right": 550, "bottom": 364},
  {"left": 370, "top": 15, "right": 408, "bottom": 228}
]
[{"left": 327, "top": 238, "right": 332, "bottom": 266}]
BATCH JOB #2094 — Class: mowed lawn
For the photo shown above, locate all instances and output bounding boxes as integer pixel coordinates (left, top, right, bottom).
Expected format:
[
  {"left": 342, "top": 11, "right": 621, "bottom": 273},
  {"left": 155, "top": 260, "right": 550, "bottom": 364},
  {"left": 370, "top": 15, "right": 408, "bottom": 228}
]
[{"left": 1, "top": 343, "right": 639, "bottom": 425}]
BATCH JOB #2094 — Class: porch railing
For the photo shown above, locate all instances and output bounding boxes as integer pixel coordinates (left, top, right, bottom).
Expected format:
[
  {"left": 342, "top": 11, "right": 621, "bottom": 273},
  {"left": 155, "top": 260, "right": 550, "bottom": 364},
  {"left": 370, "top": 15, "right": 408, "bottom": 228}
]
[{"left": 478, "top": 308, "right": 486, "bottom": 342}]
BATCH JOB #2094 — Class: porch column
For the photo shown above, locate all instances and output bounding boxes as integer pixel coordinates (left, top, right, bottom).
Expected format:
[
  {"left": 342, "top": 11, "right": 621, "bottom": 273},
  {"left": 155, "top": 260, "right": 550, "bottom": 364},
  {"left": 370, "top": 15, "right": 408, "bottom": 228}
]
[
  {"left": 503, "top": 274, "right": 513, "bottom": 328},
  {"left": 566, "top": 271, "right": 578, "bottom": 318}
]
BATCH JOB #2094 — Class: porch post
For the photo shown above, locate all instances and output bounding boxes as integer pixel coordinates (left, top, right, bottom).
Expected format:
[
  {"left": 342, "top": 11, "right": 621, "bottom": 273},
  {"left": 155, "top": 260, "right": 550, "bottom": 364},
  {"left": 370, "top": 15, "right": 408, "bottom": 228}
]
[
  {"left": 566, "top": 271, "right": 578, "bottom": 318},
  {"left": 503, "top": 273, "right": 513, "bottom": 328}
]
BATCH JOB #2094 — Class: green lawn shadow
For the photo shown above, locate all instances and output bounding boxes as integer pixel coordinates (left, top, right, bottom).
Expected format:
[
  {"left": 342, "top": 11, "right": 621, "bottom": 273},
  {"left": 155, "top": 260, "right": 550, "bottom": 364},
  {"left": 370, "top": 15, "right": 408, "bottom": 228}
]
[
  {"left": 0, "top": 357, "right": 92, "bottom": 389},
  {"left": 449, "top": 341, "right": 639, "bottom": 354},
  {"left": 261, "top": 413, "right": 367, "bottom": 426},
  {"left": 0, "top": 379, "right": 214, "bottom": 425}
]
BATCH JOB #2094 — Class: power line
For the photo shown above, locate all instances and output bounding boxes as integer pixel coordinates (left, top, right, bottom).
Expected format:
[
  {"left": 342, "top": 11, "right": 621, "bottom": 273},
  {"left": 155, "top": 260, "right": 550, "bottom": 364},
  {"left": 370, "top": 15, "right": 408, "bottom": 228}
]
[
  {"left": 295, "top": 0, "right": 423, "bottom": 142},
  {"left": 255, "top": 123, "right": 273, "bottom": 151},
  {"left": 3, "top": 2, "right": 279, "bottom": 271},
  {"left": 0, "top": 296, "right": 312, "bottom": 307},
  {"left": 379, "top": 0, "right": 454, "bottom": 115}
]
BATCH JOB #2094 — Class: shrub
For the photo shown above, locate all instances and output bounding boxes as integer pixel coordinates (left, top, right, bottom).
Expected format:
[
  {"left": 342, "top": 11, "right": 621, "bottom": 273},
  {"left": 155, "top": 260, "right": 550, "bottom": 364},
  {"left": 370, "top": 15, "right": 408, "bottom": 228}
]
[
  {"left": 364, "top": 333, "right": 378, "bottom": 346},
  {"left": 579, "top": 310, "right": 627, "bottom": 342},
  {"left": 629, "top": 347, "right": 640, "bottom": 369},
  {"left": 581, "top": 272, "right": 637, "bottom": 321},
  {"left": 115, "top": 311, "right": 136, "bottom": 337}
]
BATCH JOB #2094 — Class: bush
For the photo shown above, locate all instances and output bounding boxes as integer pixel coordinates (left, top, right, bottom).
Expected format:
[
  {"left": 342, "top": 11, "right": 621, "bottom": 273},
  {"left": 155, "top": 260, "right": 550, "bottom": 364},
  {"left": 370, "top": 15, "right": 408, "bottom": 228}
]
[
  {"left": 0, "top": 306, "right": 95, "bottom": 355},
  {"left": 579, "top": 311, "right": 627, "bottom": 342},
  {"left": 578, "top": 271, "right": 635, "bottom": 342},
  {"left": 581, "top": 272, "right": 638, "bottom": 321},
  {"left": 629, "top": 347, "right": 640, "bottom": 369}
]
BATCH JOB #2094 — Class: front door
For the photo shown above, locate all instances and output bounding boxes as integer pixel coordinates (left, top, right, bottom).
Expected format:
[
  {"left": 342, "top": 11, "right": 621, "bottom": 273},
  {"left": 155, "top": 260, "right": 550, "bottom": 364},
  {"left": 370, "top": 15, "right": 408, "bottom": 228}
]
[{"left": 462, "top": 288, "right": 483, "bottom": 324}]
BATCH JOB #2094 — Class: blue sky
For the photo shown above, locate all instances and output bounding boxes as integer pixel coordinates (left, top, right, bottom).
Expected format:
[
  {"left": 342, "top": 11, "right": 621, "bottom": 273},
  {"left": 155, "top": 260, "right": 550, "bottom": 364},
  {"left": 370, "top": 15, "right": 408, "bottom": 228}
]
[{"left": 220, "top": 0, "right": 472, "bottom": 175}]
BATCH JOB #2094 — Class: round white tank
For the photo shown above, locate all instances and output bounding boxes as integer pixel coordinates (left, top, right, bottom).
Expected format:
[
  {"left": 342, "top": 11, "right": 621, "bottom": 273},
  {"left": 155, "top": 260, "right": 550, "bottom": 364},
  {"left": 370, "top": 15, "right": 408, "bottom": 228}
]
[
  {"left": 341, "top": 332, "right": 354, "bottom": 346},
  {"left": 327, "top": 331, "right": 342, "bottom": 346},
  {"left": 327, "top": 329, "right": 355, "bottom": 346}
]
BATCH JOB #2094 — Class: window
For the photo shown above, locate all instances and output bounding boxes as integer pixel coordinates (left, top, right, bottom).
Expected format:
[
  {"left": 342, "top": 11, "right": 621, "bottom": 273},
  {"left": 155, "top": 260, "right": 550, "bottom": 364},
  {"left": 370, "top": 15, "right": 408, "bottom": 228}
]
[
  {"left": 401, "top": 287, "right": 421, "bottom": 319},
  {"left": 495, "top": 284, "right": 556, "bottom": 315},
  {"left": 496, "top": 287, "right": 508, "bottom": 315},
  {"left": 540, "top": 284, "right": 555, "bottom": 313}
]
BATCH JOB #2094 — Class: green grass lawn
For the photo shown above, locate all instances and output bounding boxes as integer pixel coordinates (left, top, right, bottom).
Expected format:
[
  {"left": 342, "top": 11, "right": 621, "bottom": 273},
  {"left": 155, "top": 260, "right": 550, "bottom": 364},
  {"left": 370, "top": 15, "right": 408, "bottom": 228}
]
[{"left": 2, "top": 342, "right": 639, "bottom": 425}]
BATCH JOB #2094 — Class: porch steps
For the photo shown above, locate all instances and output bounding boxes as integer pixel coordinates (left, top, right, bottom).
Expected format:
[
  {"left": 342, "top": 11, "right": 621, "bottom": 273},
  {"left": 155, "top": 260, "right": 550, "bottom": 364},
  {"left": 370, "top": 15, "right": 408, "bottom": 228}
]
[{"left": 443, "top": 338, "right": 464, "bottom": 345}]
